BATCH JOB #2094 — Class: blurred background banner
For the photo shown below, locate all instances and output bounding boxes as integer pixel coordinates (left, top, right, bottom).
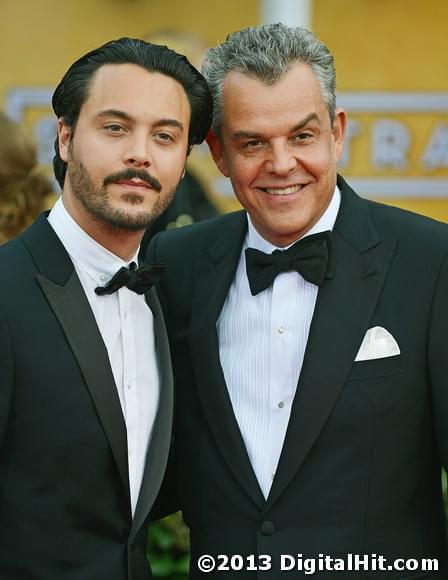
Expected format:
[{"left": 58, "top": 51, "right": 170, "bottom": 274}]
[{"left": 2, "top": 0, "right": 448, "bottom": 220}]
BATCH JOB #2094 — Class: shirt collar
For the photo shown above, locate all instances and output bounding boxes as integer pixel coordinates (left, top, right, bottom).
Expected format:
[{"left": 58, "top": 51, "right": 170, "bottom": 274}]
[
  {"left": 47, "top": 197, "right": 139, "bottom": 286},
  {"left": 246, "top": 185, "right": 341, "bottom": 253}
]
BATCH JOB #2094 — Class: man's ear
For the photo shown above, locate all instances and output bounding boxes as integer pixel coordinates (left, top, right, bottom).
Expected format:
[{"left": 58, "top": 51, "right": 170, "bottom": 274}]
[
  {"left": 332, "top": 108, "right": 347, "bottom": 162},
  {"left": 206, "top": 130, "right": 229, "bottom": 177},
  {"left": 57, "top": 118, "right": 72, "bottom": 162}
]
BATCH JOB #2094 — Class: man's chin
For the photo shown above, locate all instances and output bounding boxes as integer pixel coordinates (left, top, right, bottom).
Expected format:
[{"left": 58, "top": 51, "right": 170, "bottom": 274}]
[{"left": 90, "top": 208, "right": 156, "bottom": 233}]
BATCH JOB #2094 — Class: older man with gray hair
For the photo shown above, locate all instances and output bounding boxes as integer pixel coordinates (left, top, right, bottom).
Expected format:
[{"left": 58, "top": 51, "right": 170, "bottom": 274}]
[{"left": 149, "top": 23, "right": 448, "bottom": 578}]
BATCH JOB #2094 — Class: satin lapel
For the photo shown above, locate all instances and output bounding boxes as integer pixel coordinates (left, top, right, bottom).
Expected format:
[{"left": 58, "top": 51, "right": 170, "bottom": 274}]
[
  {"left": 265, "top": 179, "right": 397, "bottom": 510},
  {"left": 131, "top": 287, "right": 173, "bottom": 537},
  {"left": 22, "top": 215, "right": 130, "bottom": 500},
  {"left": 190, "top": 213, "right": 265, "bottom": 509}
]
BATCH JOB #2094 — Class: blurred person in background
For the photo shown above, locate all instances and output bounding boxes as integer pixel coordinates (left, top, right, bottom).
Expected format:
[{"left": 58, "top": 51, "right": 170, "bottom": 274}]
[
  {"left": 0, "top": 37, "right": 211, "bottom": 580},
  {"left": 0, "top": 111, "right": 55, "bottom": 243},
  {"left": 149, "top": 23, "right": 448, "bottom": 578}
]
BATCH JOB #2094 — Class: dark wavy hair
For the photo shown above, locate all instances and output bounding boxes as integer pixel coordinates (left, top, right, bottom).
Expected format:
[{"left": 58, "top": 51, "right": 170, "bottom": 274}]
[{"left": 52, "top": 37, "right": 213, "bottom": 188}]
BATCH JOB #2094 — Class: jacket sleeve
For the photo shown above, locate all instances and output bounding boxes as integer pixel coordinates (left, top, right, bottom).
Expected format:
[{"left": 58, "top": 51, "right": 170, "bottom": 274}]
[
  {"left": 146, "top": 233, "right": 181, "bottom": 519},
  {"left": 428, "top": 249, "right": 448, "bottom": 470},
  {"left": 0, "top": 308, "right": 14, "bottom": 453},
  {"left": 149, "top": 445, "right": 180, "bottom": 520}
]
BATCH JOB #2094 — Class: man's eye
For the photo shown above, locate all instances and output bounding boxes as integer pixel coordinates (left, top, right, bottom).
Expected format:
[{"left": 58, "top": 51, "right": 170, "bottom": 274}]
[
  {"left": 156, "top": 132, "right": 174, "bottom": 142},
  {"left": 292, "top": 132, "right": 312, "bottom": 142},
  {"left": 243, "top": 140, "right": 264, "bottom": 149},
  {"left": 104, "top": 124, "right": 125, "bottom": 133}
]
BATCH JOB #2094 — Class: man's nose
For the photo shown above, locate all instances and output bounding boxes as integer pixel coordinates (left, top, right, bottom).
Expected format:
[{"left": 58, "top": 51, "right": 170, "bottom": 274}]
[
  {"left": 265, "top": 142, "right": 297, "bottom": 175},
  {"left": 124, "top": 134, "right": 152, "bottom": 168}
]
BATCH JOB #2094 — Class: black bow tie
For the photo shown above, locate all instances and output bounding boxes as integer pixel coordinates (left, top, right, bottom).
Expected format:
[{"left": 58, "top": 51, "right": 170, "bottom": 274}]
[
  {"left": 95, "top": 262, "right": 165, "bottom": 296},
  {"left": 245, "top": 230, "right": 334, "bottom": 296}
]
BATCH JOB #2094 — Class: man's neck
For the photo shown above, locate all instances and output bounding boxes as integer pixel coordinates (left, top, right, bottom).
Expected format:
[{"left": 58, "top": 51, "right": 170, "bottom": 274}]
[{"left": 61, "top": 195, "right": 143, "bottom": 261}]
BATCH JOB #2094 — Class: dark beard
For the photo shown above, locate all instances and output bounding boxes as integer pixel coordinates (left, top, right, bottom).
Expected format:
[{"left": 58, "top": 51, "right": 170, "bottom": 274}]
[{"left": 67, "top": 158, "right": 175, "bottom": 233}]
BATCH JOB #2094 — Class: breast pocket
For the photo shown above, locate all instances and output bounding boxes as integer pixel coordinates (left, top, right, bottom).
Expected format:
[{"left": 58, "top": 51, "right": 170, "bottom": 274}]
[{"left": 346, "top": 354, "right": 407, "bottom": 381}]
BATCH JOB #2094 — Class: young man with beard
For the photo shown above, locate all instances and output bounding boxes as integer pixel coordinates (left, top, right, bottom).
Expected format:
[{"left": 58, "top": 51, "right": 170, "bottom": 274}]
[
  {"left": 0, "top": 37, "right": 211, "bottom": 580},
  {"left": 149, "top": 24, "right": 448, "bottom": 578}
]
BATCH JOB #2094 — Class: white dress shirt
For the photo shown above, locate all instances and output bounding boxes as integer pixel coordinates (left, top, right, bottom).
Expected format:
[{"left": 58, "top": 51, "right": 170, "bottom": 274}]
[
  {"left": 48, "top": 198, "right": 159, "bottom": 515},
  {"left": 217, "top": 187, "right": 341, "bottom": 498}
]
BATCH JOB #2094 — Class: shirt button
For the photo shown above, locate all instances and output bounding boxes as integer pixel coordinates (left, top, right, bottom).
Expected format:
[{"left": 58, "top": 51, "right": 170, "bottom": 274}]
[
  {"left": 278, "top": 401, "right": 285, "bottom": 409},
  {"left": 100, "top": 273, "right": 108, "bottom": 282},
  {"left": 278, "top": 326, "right": 285, "bottom": 334},
  {"left": 127, "top": 383, "right": 132, "bottom": 390},
  {"left": 123, "top": 310, "right": 128, "bottom": 319}
]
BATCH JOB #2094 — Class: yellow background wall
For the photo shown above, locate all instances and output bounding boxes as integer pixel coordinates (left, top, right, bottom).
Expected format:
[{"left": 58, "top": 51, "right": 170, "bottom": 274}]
[
  {"left": 0, "top": 0, "right": 257, "bottom": 95},
  {"left": 315, "top": 0, "right": 448, "bottom": 220},
  {"left": 315, "top": 0, "right": 448, "bottom": 92}
]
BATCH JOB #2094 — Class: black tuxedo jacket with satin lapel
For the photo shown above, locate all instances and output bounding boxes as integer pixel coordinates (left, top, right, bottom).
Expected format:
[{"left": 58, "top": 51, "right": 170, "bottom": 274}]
[
  {"left": 148, "top": 176, "right": 448, "bottom": 579},
  {"left": 0, "top": 213, "right": 173, "bottom": 580}
]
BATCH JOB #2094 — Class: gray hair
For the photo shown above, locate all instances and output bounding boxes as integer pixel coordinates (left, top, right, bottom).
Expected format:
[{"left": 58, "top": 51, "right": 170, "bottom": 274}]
[{"left": 202, "top": 23, "right": 336, "bottom": 135}]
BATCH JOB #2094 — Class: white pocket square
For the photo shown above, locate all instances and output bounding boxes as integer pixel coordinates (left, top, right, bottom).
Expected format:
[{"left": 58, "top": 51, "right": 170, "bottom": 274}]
[{"left": 354, "top": 326, "right": 400, "bottom": 361}]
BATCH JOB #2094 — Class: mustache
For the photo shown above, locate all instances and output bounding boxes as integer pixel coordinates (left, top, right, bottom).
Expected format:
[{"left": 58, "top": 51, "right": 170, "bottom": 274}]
[{"left": 103, "top": 169, "right": 162, "bottom": 192}]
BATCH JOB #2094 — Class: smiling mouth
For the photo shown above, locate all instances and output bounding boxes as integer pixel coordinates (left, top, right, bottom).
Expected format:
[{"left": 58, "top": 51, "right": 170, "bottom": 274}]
[{"left": 260, "top": 184, "right": 304, "bottom": 196}]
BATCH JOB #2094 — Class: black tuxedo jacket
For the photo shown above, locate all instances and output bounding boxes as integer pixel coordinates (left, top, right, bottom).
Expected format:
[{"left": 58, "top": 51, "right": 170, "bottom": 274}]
[
  {"left": 149, "top": 176, "right": 448, "bottom": 579},
  {"left": 0, "top": 214, "right": 173, "bottom": 580}
]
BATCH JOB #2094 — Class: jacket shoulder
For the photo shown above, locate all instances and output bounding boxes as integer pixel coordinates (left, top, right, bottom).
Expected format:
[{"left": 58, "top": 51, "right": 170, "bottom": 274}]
[
  {"left": 149, "top": 211, "right": 245, "bottom": 259},
  {"left": 366, "top": 198, "right": 448, "bottom": 249},
  {"left": 338, "top": 175, "right": 448, "bottom": 251},
  {"left": 0, "top": 236, "right": 32, "bottom": 277}
]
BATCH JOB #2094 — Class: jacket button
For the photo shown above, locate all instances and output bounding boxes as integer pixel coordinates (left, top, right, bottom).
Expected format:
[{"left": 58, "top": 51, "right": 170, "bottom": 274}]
[{"left": 260, "top": 520, "right": 276, "bottom": 536}]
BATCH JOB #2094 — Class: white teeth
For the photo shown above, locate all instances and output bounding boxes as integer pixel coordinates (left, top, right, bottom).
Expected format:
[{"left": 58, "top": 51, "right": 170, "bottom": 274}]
[
  {"left": 264, "top": 185, "right": 302, "bottom": 195},
  {"left": 130, "top": 177, "right": 143, "bottom": 184}
]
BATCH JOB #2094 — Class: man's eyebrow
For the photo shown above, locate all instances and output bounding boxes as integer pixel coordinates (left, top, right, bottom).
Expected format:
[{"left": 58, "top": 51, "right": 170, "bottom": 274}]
[
  {"left": 152, "top": 119, "right": 185, "bottom": 131},
  {"left": 94, "top": 111, "right": 184, "bottom": 132},
  {"left": 290, "top": 113, "right": 321, "bottom": 131},
  {"left": 232, "top": 130, "right": 264, "bottom": 141},
  {"left": 94, "top": 109, "right": 136, "bottom": 123},
  {"left": 231, "top": 113, "right": 321, "bottom": 140}
]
